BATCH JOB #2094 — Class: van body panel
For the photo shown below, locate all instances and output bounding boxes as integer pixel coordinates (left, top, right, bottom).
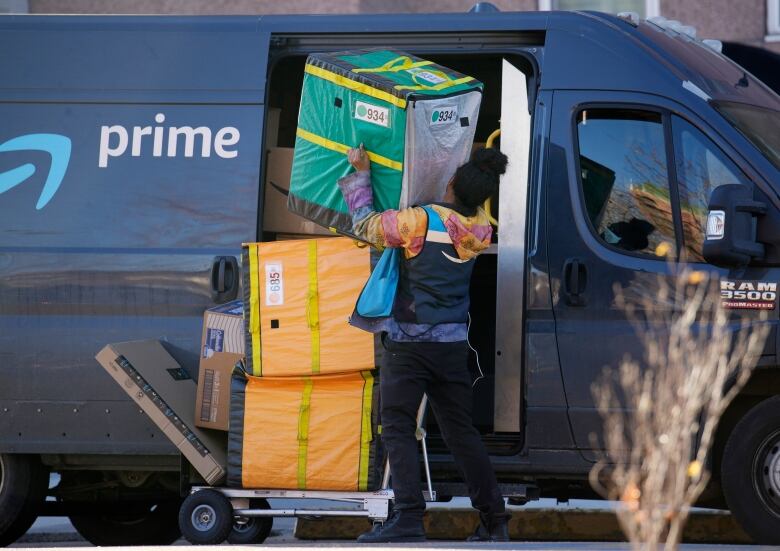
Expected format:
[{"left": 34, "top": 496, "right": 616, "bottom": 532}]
[
  {"left": 547, "top": 89, "right": 779, "bottom": 458},
  {"left": 0, "top": 96, "right": 263, "bottom": 452},
  {"left": 0, "top": 16, "right": 269, "bottom": 104},
  {"left": 0, "top": 11, "right": 777, "bottom": 492},
  {"left": 258, "top": 11, "right": 549, "bottom": 34}
]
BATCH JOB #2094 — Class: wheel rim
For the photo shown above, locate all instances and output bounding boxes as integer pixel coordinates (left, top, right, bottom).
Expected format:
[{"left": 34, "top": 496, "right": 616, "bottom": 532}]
[
  {"left": 753, "top": 428, "right": 780, "bottom": 518},
  {"left": 233, "top": 518, "right": 254, "bottom": 533},
  {"left": 191, "top": 504, "right": 217, "bottom": 532}
]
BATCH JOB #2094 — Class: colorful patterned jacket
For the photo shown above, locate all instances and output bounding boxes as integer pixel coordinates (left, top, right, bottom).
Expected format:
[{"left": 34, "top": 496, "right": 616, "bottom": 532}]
[
  {"left": 338, "top": 171, "right": 493, "bottom": 259},
  {"left": 338, "top": 170, "right": 493, "bottom": 341}
]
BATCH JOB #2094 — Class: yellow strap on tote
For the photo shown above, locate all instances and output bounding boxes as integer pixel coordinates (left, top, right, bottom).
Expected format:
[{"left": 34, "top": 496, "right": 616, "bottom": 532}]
[
  {"left": 358, "top": 371, "right": 375, "bottom": 491},
  {"left": 304, "top": 63, "right": 406, "bottom": 109},
  {"left": 352, "top": 56, "right": 434, "bottom": 74},
  {"left": 297, "top": 378, "right": 314, "bottom": 489},
  {"left": 394, "top": 75, "right": 476, "bottom": 92},
  {"left": 306, "top": 241, "right": 321, "bottom": 374},
  {"left": 248, "top": 245, "right": 263, "bottom": 376},
  {"left": 295, "top": 128, "right": 403, "bottom": 172}
]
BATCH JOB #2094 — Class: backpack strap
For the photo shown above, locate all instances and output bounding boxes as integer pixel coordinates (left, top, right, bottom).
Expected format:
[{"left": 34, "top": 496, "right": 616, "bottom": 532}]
[{"left": 422, "top": 205, "right": 451, "bottom": 244}]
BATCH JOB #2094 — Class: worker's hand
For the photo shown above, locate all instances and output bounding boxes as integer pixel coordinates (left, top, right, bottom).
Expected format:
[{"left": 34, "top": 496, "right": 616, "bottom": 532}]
[{"left": 348, "top": 143, "right": 370, "bottom": 172}]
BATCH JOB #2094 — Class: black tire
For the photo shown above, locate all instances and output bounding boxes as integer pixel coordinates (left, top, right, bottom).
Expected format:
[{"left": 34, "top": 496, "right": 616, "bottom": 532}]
[
  {"left": 69, "top": 501, "right": 181, "bottom": 546},
  {"left": 178, "top": 489, "right": 234, "bottom": 545},
  {"left": 228, "top": 498, "right": 273, "bottom": 544},
  {"left": 0, "top": 454, "right": 48, "bottom": 547},
  {"left": 721, "top": 395, "right": 780, "bottom": 545}
]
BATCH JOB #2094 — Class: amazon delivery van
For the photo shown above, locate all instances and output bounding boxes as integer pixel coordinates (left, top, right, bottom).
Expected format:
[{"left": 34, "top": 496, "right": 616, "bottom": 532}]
[{"left": 1, "top": 8, "right": 780, "bottom": 546}]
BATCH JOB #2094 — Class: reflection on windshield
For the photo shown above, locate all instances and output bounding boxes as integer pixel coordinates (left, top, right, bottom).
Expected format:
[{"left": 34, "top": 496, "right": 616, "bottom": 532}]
[
  {"left": 673, "top": 116, "right": 750, "bottom": 262},
  {"left": 715, "top": 102, "right": 780, "bottom": 171}
]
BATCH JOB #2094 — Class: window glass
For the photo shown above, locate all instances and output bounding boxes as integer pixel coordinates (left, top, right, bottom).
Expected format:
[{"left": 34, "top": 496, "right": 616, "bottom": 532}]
[
  {"left": 577, "top": 109, "right": 676, "bottom": 256},
  {"left": 715, "top": 102, "right": 780, "bottom": 171},
  {"left": 552, "top": 0, "right": 647, "bottom": 16},
  {"left": 769, "top": 0, "right": 780, "bottom": 34},
  {"left": 672, "top": 116, "right": 750, "bottom": 261}
]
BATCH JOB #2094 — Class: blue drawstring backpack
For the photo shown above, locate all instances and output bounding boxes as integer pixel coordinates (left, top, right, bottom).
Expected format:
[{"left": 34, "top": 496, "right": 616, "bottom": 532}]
[{"left": 355, "top": 246, "right": 400, "bottom": 318}]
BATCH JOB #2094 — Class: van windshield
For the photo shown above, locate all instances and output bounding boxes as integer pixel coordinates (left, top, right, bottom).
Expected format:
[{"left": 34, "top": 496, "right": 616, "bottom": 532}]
[{"left": 714, "top": 102, "right": 780, "bottom": 171}]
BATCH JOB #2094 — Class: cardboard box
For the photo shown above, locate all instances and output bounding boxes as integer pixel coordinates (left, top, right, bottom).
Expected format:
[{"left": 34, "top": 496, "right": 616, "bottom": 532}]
[
  {"left": 196, "top": 300, "right": 244, "bottom": 431},
  {"left": 265, "top": 107, "right": 281, "bottom": 148},
  {"left": 275, "top": 232, "right": 335, "bottom": 241},
  {"left": 263, "top": 148, "right": 331, "bottom": 236},
  {"left": 195, "top": 355, "right": 238, "bottom": 431},
  {"left": 95, "top": 340, "right": 227, "bottom": 485},
  {"left": 200, "top": 300, "right": 244, "bottom": 359}
]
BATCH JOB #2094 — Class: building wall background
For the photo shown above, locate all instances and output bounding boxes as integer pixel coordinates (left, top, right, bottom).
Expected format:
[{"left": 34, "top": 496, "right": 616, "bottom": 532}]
[
  {"left": 9, "top": 0, "right": 780, "bottom": 53},
  {"left": 26, "top": 0, "right": 537, "bottom": 14},
  {"left": 661, "top": 0, "right": 771, "bottom": 47}
]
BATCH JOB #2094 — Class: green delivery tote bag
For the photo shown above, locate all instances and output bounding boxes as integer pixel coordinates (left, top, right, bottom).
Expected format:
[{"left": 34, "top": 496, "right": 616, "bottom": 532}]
[{"left": 288, "top": 48, "right": 483, "bottom": 236}]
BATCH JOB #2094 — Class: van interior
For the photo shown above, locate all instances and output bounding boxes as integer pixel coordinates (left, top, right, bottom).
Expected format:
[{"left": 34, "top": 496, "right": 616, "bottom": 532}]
[{"left": 262, "top": 47, "right": 536, "bottom": 455}]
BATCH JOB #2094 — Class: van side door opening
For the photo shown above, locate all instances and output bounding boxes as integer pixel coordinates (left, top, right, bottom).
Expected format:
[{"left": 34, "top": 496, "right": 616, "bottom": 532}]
[{"left": 262, "top": 39, "right": 539, "bottom": 456}]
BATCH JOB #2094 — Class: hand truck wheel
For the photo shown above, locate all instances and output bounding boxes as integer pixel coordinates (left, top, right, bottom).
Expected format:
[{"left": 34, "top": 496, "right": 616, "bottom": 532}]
[
  {"left": 228, "top": 498, "right": 273, "bottom": 544},
  {"left": 178, "top": 489, "right": 234, "bottom": 545}
]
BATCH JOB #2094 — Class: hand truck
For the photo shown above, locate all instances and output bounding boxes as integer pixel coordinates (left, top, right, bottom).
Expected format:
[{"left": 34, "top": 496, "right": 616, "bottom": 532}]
[{"left": 178, "top": 396, "right": 435, "bottom": 545}]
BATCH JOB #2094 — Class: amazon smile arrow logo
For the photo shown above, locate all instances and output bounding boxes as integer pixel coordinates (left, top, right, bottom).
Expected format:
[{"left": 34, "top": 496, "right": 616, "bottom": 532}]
[{"left": 0, "top": 133, "right": 72, "bottom": 210}]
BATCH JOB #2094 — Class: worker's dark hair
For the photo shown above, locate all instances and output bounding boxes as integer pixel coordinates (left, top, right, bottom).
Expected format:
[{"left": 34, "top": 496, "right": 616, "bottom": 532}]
[{"left": 451, "top": 147, "right": 508, "bottom": 209}]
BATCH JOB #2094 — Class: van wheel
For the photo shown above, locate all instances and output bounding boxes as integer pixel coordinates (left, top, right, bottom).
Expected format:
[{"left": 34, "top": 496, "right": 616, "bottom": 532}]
[
  {"left": 69, "top": 501, "right": 181, "bottom": 546},
  {"left": 178, "top": 489, "right": 233, "bottom": 545},
  {"left": 228, "top": 499, "right": 273, "bottom": 544},
  {"left": 0, "top": 454, "right": 48, "bottom": 547},
  {"left": 721, "top": 395, "right": 780, "bottom": 545}
]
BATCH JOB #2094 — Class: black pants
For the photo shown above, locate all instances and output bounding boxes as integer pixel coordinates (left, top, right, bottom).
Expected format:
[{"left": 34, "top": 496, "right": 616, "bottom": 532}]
[{"left": 381, "top": 338, "right": 505, "bottom": 515}]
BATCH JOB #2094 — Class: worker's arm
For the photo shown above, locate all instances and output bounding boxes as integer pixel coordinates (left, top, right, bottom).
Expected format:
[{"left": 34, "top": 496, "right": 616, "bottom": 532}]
[{"left": 338, "top": 146, "right": 427, "bottom": 258}]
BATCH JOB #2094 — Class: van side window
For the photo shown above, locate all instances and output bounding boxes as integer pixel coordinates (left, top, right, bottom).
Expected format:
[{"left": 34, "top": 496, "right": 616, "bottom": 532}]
[
  {"left": 576, "top": 109, "right": 676, "bottom": 256},
  {"left": 672, "top": 116, "right": 750, "bottom": 262}
]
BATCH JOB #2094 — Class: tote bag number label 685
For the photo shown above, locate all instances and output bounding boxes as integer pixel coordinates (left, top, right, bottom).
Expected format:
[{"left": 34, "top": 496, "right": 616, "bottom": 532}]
[{"left": 265, "top": 262, "right": 284, "bottom": 306}]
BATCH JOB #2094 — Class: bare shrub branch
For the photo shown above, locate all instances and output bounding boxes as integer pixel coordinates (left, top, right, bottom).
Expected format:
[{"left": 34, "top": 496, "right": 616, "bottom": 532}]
[{"left": 589, "top": 260, "right": 769, "bottom": 550}]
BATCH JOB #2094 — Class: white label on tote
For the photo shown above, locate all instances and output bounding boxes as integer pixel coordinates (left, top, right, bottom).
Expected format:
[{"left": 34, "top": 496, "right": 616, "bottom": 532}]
[
  {"left": 406, "top": 67, "right": 447, "bottom": 84},
  {"left": 430, "top": 106, "right": 459, "bottom": 126},
  {"left": 354, "top": 101, "right": 390, "bottom": 128},
  {"left": 265, "top": 262, "right": 284, "bottom": 306}
]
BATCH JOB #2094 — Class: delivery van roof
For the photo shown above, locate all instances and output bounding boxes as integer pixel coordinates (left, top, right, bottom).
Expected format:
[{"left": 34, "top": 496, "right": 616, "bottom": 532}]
[{"left": 0, "top": 10, "right": 777, "bottom": 112}]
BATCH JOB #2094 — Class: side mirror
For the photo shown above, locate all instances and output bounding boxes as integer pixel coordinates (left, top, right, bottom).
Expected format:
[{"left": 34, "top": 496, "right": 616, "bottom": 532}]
[{"left": 702, "top": 184, "right": 766, "bottom": 267}]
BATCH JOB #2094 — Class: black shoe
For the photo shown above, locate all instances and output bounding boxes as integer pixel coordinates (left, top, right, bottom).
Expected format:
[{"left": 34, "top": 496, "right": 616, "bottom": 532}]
[
  {"left": 357, "top": 510, "right": 426, "bottom": 543},
  {"left": 466, "top": 511, "right": 511, "bottom": 542},
  {"left": 358, "top": 521, "right": 383, "bottom": 541}
]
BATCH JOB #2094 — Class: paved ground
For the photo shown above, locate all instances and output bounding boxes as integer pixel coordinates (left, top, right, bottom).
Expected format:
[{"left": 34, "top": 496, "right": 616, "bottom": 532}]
[
  {"left": 9, "top": 544, "right": 780, "bottom": 550},
  {"left": 12, "top": 500, "right": 776, "bottom": 549},
  {"left": 10, "top": 488, "right": 772, "bottom": 549}
]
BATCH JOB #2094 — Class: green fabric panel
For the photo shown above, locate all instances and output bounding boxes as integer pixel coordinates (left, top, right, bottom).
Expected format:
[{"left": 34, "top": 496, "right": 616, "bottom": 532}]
[
  {"left": 296, "top": 73, "right": 406, "bottom": 169},
  {"left": 290, "top": 136, "right": 401, "bottom": 217},
  {"left": 289, "top": 71, "right": 406, "bottom": 232}
]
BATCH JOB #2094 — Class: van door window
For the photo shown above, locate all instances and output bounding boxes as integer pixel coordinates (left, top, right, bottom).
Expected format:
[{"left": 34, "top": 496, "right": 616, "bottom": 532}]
[
  {"left": 672, "top": 116, "right": 751, "bottom": 262},
  {"left": 576, "top": 109, "right": 676, "bottom": 256}
]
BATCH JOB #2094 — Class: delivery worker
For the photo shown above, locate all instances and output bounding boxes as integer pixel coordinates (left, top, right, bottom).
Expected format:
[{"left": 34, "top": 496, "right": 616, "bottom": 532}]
[{"left": 338, "top": 144, "right": 510, "bottom": 543}]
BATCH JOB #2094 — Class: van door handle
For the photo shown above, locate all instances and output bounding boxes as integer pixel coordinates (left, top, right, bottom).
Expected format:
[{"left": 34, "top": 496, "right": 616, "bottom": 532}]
[
  {"left": 563, "top": 258, "right": 587, "bottom": 306},
  {"left": 211, "top": 256, "right": 239, "bottom": 303}
]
